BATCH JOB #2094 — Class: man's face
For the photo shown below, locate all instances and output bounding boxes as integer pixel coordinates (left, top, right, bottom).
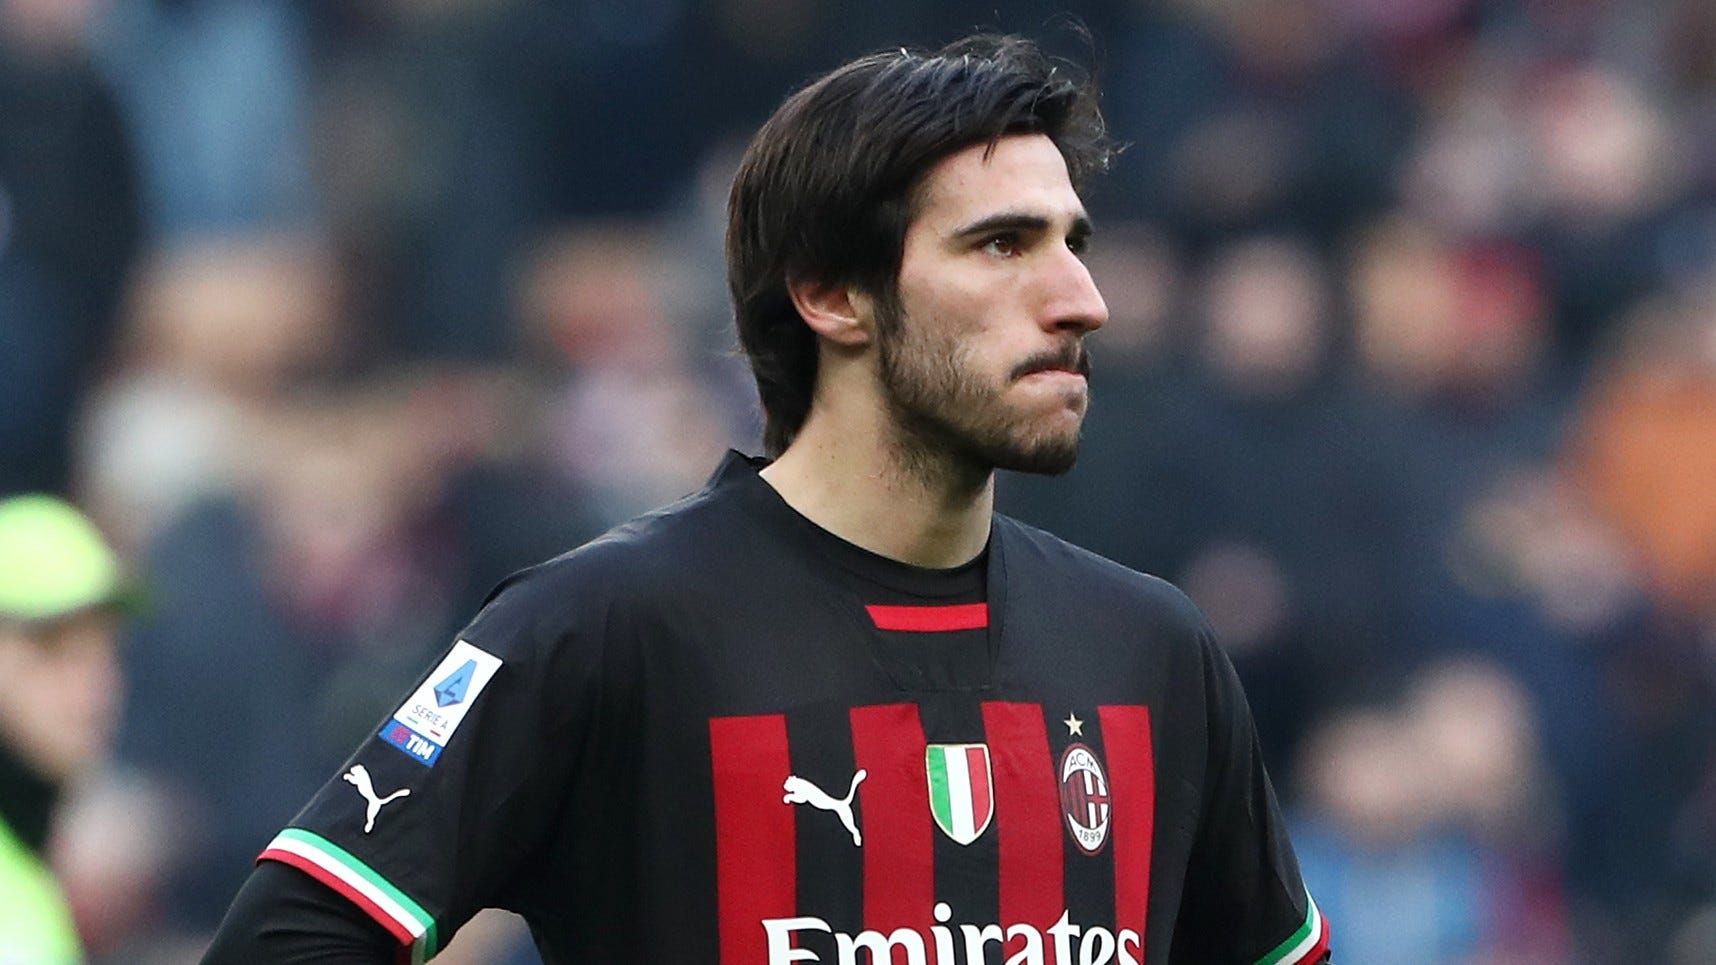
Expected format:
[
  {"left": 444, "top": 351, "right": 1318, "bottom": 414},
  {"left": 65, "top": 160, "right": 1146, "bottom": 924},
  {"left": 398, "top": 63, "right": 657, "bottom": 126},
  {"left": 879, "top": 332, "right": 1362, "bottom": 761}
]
[
  {"left": 0, "top": 611, "right": 122, "bottom": 781},
  {"left": 876, "top": 134, "right": 1108, "bottom": 475}
]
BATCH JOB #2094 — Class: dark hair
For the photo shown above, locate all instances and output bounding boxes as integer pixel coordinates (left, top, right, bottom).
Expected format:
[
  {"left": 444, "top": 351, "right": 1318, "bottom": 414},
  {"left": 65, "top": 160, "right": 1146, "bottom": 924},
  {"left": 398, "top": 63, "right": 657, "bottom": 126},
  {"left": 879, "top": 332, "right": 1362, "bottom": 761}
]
[{"left": 726, "top": 33, "right": 1114, "bottom": 455}]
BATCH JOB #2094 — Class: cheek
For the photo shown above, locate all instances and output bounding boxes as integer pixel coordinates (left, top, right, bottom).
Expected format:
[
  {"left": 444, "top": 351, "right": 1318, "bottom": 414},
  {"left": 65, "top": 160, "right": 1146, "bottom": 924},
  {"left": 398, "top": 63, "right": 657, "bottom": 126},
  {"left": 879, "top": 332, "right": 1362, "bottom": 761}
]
[
  {"left": 0, "top": 643, "right": 42, "bottom": 694},
  {"left": 896, "top": 277, "right": 1016, "bottom": 375},
  {"left": 897, "top": 256, "right": 1004, "bottom": 330}
]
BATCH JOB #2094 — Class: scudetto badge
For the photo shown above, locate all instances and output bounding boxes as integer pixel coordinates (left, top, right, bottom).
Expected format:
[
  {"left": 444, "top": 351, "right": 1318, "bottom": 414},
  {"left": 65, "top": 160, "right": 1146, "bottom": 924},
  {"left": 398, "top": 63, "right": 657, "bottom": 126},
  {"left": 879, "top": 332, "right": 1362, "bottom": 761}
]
[
  {"left": 926, "top": 744, "right": 994, "bottom": 845},
  {"left": 1059, "top": 743, "right": 1112, "bottom": 854}
]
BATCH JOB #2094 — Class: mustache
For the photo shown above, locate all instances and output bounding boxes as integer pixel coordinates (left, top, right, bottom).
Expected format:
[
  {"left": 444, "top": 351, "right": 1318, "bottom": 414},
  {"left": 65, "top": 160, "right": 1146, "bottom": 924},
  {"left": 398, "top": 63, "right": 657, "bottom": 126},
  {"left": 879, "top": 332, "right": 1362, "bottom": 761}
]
[{"left": 1010, "top": 344, "right": 1092, "bottom": 381}]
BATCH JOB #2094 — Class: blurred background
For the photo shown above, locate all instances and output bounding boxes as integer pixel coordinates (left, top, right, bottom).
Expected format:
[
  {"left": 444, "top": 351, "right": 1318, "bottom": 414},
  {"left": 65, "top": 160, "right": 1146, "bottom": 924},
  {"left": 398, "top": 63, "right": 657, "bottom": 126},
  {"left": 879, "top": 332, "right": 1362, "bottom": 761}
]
[{"left": 4, "top": 0, "right": 1716, "bottom": 961}]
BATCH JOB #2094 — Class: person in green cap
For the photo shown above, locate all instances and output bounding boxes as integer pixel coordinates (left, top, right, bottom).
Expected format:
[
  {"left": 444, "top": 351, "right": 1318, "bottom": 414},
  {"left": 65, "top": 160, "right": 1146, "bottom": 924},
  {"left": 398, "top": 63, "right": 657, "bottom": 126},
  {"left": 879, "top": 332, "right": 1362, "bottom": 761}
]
[{"left": 0, "top": 494, "right": 132, "bottom": 964}]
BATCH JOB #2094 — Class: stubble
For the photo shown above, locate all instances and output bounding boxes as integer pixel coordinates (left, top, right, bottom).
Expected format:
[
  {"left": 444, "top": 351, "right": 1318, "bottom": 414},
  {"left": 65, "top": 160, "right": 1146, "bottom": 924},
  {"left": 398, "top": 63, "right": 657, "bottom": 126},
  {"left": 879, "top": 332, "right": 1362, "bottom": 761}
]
[{"left": 873, "top": 293, "right": 1087, "bottom": 490}]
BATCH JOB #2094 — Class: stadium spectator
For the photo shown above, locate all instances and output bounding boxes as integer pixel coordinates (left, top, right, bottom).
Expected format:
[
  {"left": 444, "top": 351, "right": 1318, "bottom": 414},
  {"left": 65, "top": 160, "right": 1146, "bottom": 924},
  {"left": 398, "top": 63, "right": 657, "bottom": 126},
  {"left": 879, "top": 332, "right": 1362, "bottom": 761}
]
[
  {"left": 0, "top": 495, "right": 131, "bottom": 961},
  {"left": 513, "top": 222, "right": 741, "bottom": 524},
  {"left": 1293, "top": 662, "right": 1568, "bottom": 963},
  {"left": 76, "top": 234, "right": 343, "bottom": 553},
  {"left": 92, "top": 0, "right": 316, "bottom": 235},
  {"left": 0, "top": 0, "right": 140, "bottom": 495}
]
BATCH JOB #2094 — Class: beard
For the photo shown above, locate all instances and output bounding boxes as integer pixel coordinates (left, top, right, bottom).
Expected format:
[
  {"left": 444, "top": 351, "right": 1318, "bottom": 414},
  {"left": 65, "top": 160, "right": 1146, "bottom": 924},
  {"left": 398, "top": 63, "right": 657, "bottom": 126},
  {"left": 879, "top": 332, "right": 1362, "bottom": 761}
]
[{"left": 874, "top": 293, "right": 1089, "bottom": 478}]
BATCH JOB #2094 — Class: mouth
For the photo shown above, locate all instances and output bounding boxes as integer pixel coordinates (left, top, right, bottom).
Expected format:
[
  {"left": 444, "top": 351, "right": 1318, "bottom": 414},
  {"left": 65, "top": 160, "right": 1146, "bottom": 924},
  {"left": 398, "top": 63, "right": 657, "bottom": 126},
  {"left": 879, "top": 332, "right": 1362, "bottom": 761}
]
[
  {"left": 1012, "top": 346, "right": 1091, "bottom": 382},
  {"left": 1018, "top": 369, "right": 1086, "bottom": 385}
]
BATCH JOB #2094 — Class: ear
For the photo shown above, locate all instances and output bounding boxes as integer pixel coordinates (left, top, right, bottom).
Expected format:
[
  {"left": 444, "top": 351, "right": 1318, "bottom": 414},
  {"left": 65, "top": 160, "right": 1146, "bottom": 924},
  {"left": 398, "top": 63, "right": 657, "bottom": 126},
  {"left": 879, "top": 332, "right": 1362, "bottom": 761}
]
[{"left": 787, "top": 277, "right": 872, "bottom": 349}]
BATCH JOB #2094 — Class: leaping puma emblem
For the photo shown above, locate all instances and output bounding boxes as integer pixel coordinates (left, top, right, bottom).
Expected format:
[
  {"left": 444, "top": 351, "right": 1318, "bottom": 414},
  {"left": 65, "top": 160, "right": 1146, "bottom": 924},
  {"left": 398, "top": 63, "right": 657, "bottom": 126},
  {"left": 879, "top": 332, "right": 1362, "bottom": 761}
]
[
  {"left": 783, "top": 769, "right": 867, "bottom": 846},
  {"left": 343, "top": 765, "right": 410, "bottom": 833}
]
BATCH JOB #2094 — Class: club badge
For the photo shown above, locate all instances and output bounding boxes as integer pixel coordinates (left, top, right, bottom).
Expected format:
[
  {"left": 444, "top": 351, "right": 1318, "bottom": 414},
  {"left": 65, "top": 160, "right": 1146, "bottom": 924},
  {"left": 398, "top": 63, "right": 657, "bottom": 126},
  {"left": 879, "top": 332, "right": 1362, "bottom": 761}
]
[{"left": 1059, "top": 743, "right": 1111, "bottom": 854}]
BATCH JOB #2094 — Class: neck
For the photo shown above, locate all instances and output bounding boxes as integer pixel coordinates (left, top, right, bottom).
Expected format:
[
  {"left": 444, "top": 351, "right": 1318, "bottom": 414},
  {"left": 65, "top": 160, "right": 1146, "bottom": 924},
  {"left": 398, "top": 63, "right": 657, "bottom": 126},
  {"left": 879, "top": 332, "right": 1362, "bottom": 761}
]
[
  {"left": 0, "top": 739, "right": 58, "bottom": 855},
  {"left": 761, "top": 406, "right": 994, "bottom": 569}
]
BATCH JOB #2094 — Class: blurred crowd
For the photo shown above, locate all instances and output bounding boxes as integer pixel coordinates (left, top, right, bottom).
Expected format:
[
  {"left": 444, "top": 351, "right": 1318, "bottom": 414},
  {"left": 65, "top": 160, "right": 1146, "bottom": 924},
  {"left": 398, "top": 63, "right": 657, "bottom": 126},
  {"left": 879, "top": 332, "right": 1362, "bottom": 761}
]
[{"left": 5, "top": 0, "right": 1716, "bottom": 961}]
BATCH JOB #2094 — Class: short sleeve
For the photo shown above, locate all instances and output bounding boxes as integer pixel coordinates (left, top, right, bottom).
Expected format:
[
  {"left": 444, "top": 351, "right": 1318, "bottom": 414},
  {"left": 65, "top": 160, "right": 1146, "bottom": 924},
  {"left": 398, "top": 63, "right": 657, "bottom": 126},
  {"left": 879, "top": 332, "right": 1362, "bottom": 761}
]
[
  {"left": 1171, "top": 626, "right": 1330, "bottom": 965},
  {"left": 255, "top": 566, "right": 604, "bottom": 960}
]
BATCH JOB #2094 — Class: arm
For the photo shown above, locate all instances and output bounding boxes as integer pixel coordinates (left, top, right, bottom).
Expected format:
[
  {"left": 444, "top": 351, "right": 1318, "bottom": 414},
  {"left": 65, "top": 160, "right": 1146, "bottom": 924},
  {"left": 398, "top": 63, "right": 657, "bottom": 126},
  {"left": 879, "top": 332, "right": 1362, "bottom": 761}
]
[
  {"left": 202, "top": 862, "right": 394, "bottom": 963},
  {"left": 209, "top": 561, "right": 603, "bottom": 960},
  {"left": 1170, "top": 627, "right": 1331, "bottom": 965}
]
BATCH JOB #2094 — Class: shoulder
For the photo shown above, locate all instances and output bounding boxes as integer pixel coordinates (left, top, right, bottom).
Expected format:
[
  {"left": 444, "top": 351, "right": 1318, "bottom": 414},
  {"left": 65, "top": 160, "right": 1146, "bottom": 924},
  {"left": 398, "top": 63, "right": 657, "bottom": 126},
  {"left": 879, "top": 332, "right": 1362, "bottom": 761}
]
[
  {"left": 465, "top": 482, "right": 747, "bottom": 648},
  {"left": 996, "top": 513, "right": 1208, "bottom": 636}
]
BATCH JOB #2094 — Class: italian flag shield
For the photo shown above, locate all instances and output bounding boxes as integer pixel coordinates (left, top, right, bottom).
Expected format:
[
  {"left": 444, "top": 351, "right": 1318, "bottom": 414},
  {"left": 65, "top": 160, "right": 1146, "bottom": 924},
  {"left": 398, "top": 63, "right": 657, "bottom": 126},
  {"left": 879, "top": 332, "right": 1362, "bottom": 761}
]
[{"left": 925, "top": 744, "right": 994, "bottom": 845}]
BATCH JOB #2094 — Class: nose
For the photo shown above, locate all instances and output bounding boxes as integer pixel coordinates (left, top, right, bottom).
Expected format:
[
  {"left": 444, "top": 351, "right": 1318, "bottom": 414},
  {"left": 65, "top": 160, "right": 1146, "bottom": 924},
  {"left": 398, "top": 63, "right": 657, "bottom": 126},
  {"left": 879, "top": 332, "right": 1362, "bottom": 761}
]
[{"left": 1040, "top": 245, "right": 1108, "bottom": 335}]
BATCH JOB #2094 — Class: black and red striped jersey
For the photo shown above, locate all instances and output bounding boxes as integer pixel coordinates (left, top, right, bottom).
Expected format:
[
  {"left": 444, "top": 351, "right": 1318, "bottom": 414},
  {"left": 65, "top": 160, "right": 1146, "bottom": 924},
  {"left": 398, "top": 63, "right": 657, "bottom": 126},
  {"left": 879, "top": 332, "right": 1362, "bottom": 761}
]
[{"left": 259, "top": 452, "right": 1330, "bottom": 964}]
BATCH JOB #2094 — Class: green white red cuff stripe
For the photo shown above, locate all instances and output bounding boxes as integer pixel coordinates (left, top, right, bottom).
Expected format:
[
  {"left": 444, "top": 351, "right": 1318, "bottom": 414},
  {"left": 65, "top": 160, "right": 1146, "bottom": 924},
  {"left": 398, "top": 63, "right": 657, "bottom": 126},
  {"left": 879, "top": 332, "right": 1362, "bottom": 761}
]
[
  {"left": 259, "top": 827, "right": 439, "bottom": 962},
  {"left": 1255, "top": 888, "right": 1329, "bottom": 965}
]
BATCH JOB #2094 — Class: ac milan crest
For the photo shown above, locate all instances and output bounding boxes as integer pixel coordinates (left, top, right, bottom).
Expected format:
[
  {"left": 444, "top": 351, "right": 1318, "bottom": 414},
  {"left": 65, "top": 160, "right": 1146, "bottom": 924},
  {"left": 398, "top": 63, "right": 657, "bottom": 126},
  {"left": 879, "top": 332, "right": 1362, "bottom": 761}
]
[
  {"left": 925, "top": 744, "right": 994, "bottom": 845},
  {"left": 1059, "top": 743, "right": 1111, "bottom": 854}
]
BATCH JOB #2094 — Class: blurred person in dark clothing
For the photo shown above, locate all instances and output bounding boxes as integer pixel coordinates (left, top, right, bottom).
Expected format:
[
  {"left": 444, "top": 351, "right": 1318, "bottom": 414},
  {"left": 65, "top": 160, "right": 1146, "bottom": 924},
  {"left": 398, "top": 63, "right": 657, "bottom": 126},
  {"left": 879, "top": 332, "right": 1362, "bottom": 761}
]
[
  {"left": 309, "top": 0, "right": 709, "bottom": 359},
  {"left": 92, "top": 0, "right": 315, "bottom": 235},
  {"left": 1559, "top": 295, "right": 1716, "bottom": 954},
  {"left": 305, "top": 0, "right": 546, "bottom": 360},
  {"left": 1344, "top": 215, "right": 1571, "bottom": 645},
  {"left": 1431, "top": 465, "right": 1656, "bottom": 956},
  {"left": 76, "top": 234, "right": 344, "bottom": 554},
  {"left": 1571, "top": 293, "right": 1716, "bottom": 622},
  {"left": 513, "top": 222, "right": 741, "bottom": 525},
  {"left": 0, "top": 495, "right": 131, "bottom": 962},
  {"left": 1108, "top": 0, "right": 1415, "bottom": 239},
  {"left": 1292, "top": 663, "right": 1569, "bottom": 964},
  {"left": 1162, "top": 236, "right": 1414, "bottom": 739},
  {"left": 0, "top": 0, "right": 141, "bottom": 495},
  {"left": 114, "top": 377, "right": 596, "bottom": 940}
]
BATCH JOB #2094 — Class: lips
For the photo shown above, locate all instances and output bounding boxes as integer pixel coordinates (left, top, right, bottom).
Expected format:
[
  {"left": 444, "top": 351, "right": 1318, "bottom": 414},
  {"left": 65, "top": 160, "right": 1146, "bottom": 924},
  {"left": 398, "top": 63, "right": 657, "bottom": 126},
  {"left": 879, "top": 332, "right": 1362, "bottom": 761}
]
[{"left": 1013, "top": 345, "right": 1091, "bottom": 381}]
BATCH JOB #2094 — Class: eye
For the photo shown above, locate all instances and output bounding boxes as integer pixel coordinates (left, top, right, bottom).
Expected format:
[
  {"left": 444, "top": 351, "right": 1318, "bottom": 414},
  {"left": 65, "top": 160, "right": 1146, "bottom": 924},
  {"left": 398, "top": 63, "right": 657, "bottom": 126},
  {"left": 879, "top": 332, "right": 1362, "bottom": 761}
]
[
  {"left": 1067, "top": 233, "right": 1090, "bottom": 256},
  {"left": 982, "top": 233, "right": 1021, "bottom": 257}
]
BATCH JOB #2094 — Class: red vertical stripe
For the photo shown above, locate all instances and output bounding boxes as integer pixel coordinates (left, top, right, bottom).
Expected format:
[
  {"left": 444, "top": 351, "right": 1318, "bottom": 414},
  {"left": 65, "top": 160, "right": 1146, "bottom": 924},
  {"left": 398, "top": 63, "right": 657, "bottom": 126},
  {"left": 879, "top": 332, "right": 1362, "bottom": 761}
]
[
  {"left": 966, "top": 745, "right": 992, "bottom": 828},
  {"left": 981, "top": 702, "right": 1064, "bottom": 943},
  {"left": 710, "top": 714, "right": 796, "bottom": 965},
  {"left": 849, "top": 702, "right": 934, "bottom": 958},
  {"left": 1099, "top": 705, "right": 1155, "bottom": 950}
]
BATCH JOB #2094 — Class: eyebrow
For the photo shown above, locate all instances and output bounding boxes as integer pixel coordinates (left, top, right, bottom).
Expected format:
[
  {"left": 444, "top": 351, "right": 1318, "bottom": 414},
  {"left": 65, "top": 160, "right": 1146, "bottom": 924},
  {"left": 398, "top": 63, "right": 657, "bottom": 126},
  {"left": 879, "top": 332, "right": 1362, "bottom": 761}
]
[{"left": 952, "top": 210, "right": 1094, "bottom": 242}]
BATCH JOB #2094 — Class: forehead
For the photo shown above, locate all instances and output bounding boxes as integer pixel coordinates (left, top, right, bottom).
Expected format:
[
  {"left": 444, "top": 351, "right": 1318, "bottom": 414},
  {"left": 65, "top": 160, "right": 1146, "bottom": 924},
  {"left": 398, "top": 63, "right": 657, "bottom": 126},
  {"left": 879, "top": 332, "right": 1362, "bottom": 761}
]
[
  {"left": 912, "top": 133, "right": 1083, "bottom": 227},
  {"left": 0, "top": 608, "right": 118, "bottom": 652}
]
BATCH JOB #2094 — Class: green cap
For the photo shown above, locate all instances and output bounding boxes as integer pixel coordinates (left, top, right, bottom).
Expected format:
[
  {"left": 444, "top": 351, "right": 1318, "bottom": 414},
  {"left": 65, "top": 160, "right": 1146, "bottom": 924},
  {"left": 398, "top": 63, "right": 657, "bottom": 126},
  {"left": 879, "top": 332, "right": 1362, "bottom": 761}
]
[{"left": 0, "top": 495, "right": 128, "bottom": 624}]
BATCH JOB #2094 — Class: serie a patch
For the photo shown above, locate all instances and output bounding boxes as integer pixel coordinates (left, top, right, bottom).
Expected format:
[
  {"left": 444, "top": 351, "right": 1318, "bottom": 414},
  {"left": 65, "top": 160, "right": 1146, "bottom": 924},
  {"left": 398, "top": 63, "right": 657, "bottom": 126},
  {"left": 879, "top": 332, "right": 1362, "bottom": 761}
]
[{"left": 379, "top": 640, "right": 503, "bottom": 766}]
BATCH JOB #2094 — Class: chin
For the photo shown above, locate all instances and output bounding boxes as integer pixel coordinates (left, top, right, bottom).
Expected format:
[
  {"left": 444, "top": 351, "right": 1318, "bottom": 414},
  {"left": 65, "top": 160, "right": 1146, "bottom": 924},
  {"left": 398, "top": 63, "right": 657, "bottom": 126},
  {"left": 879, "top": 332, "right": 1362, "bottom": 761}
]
[
  {"left": 995, "top": 447, "right": 1079, "bottom": 476},
  {"left": 983, "top": 427, "right": 1082, "bottom": 476}
]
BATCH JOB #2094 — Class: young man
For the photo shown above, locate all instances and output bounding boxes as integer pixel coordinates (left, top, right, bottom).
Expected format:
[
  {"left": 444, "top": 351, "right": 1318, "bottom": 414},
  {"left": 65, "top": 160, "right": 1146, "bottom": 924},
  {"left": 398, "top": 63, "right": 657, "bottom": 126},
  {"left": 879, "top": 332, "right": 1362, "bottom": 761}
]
[{"left": 206, "top": 35, "right": 1330, "bottom": 965}]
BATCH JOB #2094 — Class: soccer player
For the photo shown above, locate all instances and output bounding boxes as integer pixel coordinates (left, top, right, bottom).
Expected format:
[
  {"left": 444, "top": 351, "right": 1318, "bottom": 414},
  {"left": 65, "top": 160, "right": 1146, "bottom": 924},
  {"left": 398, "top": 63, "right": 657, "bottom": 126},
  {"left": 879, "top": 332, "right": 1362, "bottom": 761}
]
[{"left": 205, "top": 34, "right": 1330, "bottom": 965}]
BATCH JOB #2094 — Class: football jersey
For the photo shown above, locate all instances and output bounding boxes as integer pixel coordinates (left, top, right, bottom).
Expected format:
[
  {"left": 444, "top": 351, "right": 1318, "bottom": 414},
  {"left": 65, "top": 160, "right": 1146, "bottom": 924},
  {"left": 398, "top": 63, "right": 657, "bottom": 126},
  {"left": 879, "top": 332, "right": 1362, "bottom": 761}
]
[{"left": 259, "top": 452, "right": 1329, "bottom": 965}]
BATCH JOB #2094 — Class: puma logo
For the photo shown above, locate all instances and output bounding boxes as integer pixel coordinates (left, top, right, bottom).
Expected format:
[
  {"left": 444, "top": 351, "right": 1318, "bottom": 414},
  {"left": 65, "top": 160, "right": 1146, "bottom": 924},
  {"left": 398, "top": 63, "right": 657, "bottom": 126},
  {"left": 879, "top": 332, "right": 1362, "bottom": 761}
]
[
  {"left": 783, "top": 769, "right": 867, "bottom": 846},
  {"left": 343, "top": 765, "right": 410, "bottom": 833}
]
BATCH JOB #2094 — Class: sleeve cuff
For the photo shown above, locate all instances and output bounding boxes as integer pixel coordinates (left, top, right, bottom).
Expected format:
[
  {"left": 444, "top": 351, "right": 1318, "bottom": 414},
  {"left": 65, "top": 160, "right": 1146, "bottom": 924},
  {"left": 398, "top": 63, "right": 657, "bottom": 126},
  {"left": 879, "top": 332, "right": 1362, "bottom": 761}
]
[
  {"left": 258, "top": 828, "right": 440, "bottom": 962},
  {"left": 1254, "top": 888, "right": 1329, "bottom": 965}
]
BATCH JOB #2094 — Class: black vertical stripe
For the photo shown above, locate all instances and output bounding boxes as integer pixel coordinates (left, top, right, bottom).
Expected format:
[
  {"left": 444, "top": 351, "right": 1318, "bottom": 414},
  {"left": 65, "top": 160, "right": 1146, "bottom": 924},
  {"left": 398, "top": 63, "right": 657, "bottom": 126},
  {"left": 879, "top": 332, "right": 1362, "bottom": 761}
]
[
  {"left": 919, "top": 692, "right": 1004, "bottom": 963},
  {"left": 1053, "top": 705, "right": 1120, "bottom": 939},
  {"left": 787, "top": 696, "right": 866, "bottom": 956}
]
